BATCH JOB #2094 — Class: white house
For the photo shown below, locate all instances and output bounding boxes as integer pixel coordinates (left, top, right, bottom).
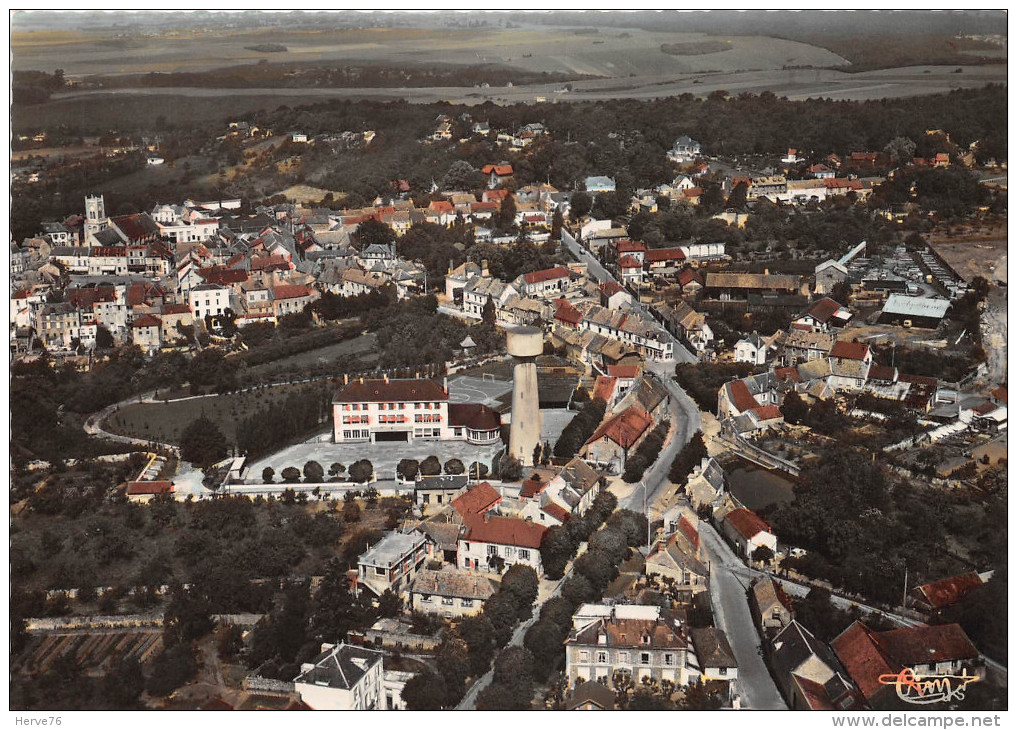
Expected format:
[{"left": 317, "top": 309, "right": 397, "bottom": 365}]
[
  {"left": 188, "top": 283, "right": 231, "bottom": 321},
  {"left": 734, "top": 332, "right": 769, "bottom": 365},
  {"left": 458, "top": 515, "right": 546, "bottom": 575},
  {"left": 294, "top": 643, "right": 386, "bottom": 710},
  {"left": 357, "top": 530, "right": 429, "bottom": 597},
  {"left": 722, "top": 508, "right": 778, "bottom": 559}
]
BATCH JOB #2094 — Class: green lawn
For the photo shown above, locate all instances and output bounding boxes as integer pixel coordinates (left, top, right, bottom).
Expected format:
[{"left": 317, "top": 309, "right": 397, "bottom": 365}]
[{"left": 105, "top": 381, "right": 336, "bottom": 447}]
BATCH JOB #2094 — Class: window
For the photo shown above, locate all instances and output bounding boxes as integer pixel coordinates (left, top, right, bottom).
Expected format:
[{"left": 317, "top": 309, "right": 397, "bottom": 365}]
[
  {"left": 597, "top": 652, "right": 607, "bottom": 664},
  {"left": 375, "top": 567, "right": 386, "bottom": 576},
  {"left": 442, "top": 597, "right": 454, "bottom": 606},
  {"left": 619, "top": 651, "right": 630, "bottom": 663},
  {"left": 419, "top": 594, "right": 432, "bottom": 602},
  {"left": 503, "top": 547, "right": 515, "bottom": 559},
  {"left": 461, "top": 599, "right": 474, "bottom": 608},
  {"left": 518, "top": 549, "right": 530, "bottom": 561},
  {"left": 718, "top": 667, "right": 727, "bottom": 676},
  {"left": 640, "top": 653, "right": 650, "bottom": 665},
  {"left": 422, "top": 494, "right": 430, "bottom": 505},
  {"left": 579, "top": 651, "right": 590, "bottom": 662},
  {"left": 487, "top": 545, "right": 498, "bottom": 556},
  {"left": 664, "top": 654, "right": 673, "bottom": 666}
]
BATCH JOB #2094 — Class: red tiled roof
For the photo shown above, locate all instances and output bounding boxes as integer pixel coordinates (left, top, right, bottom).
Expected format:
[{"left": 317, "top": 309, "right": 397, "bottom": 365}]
[
  {"left": 520, "top": 477, "right": 547, "bottom": 499},
  {"left": 678, "top": 268, "right": 703, "bottom": 287},
  {"left": 428, "top": 200, "right": 454, "bottom": 214},
  {"left": 832, "top": 622, "right": 895, "bottom": 702},
  {"left": 471, "top": 201, "right": 500, "bottom": 212},
  {"left": 677, "top": 516, "right": 700, "bottom": 551},
  {"left": 126, "top": 480, "right": 174, "bottom": 496},
  {"left": 867, "top": 364, "right": 896, "bottom": 382},
  {"left": 128, "top": 281, "right": 166, "bottom": 307},
  {"left": 851, "top": 152, "right": 879, "bottom": 162},
  {"left": 464, "top": 515, "right": 546, "bottom": 549},
  {"left": 774, "top": 366, "right": 801, "bottom": 384},
  {"left": 916, "top": 572, "right": 983, "bottom": 609},
  {"left": 645, "top": 248, "right": 686, "bottom": 263},
  {"left": 874, "top": 624, "right": 979, "bottom": 666},
  {"left": 725, "top": 508, "right": 771, "bottom": 540},
  {"left": 12, "top": 288, "right": 32, "bottom": 300},
  {"left": 971, "top": 401, "right": 997, "bottom": 416},
  {"left": 250, "top": 255, "right": 291, "bottom": 272},
  {"left": 483, "top": 189, "right": 510, "bottom": 201},
  {"left": 728, "top": 379, "right": 758, "bottom": 413},
  {"left": 805, "top": 297, "right": 842, "bottom": 324},
  {"left": 111, "top": 213, "right": 160, "bottom": 242},
  {"left": 608, "top": 365, "right": 640, "bottom": 379},
  {"left": 934, "top": 153, "right": 950, "bottom": 163},
  {"left": 554, "top": 297, "right": 583, "bottom": 326},
  {"left": 131, "top": 314, "right": 162, "bottom": 328},
  {"left": 618, "top": 254, "right": 641, "bottom": 269},
  {"left": 830, "top": 340, "right": 870, "bottom": 361},
  {"left": 682, "top": 187, "right": 703, "bottom": 198},
  {"left": 825, "top": 178, "right": 864, "bottom": 190},
  {"left": 792, "top": 674, "right": 836, "bottom": 711},
  {"left": 452, "top": 481, "right": 502, "bottom": 518},
  {"left": 614, "top": 240, "right": 648, "bottom": 254},
  {"left": 448, "top": 403, "right": 501, "bottom": 431},
  {"left": 482, "top": 164, "right": 514, "bottom": 176},
  {"left": 542, "top": 503, "right": 572, "bottom": 523},
  {"left": 273, "top": 284, "right": 313, "bottom": 300},
  {"left": 752, "top": 405, "right": 784, "bottom": 421},
  {"left": 199, "top": 266, "right": 249, "bottom": 285},
  {"left": 586, "top": 407, "right": 652, "bottom": 449},
  {"left": 333, "top": 378, "right": 447, "bottom": 404},
  {"left": 600, "top": 281, "right": 624, "bottom": 296},
  {"left": 162, "top": 303, "right": 191, "bottom": 315},
  {"left": 990, "top": 386, "right": 1007, "bottom": 403},
  {"left": 592, "top": 376, "right": 617, "bottom": 403},
  {"left": 91, "top": 246, "right": 127, "bottom": 257},
  {"left": 524, "top": 266, "right": 570, "bottom": 284}
]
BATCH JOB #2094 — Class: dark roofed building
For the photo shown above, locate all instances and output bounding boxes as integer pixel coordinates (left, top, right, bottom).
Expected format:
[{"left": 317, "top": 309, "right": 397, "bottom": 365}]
[
  {"left": 409, "top": 568, "right": 498, "bottom": 617},
  {"left": 293, "top": 643, "right": 385, "bottom": 710}
]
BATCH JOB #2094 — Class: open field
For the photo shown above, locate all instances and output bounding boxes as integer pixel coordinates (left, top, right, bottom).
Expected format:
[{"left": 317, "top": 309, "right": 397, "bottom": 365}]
[
  {"left": 12, "top": 26, "right": 847, "bottom": 78},
  {"left": 275, "top": 184, "right": 347, "bottom": 205},
  {"left": 927, "top": 225, "right": 1008, "bottom": 284}
]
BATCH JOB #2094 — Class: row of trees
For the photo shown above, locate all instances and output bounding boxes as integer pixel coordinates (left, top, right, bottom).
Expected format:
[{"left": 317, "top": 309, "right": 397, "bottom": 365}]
[
  {"left": 539, "top": 491, "right": 619, "bottom": 579},
  {"left": 477, "top": 508, "right": 650, "bottom": 709},
  {"left": 553, "top": 398, "right": 608, "bottom": 458},
  {"left": 234, "top": 387, "right": 332, "bottom": 459},
  {"left": 621, "top": 420, "right": 671, "bottom": 483},
  {"left": 396, "top": 456, "right": 473, "bottom": 480},
  {"left": 668, "top": 431, "right": 708, "bottom": 486},
  {"left": 401, "top": 564, "right": 540, "bottom": 709}
]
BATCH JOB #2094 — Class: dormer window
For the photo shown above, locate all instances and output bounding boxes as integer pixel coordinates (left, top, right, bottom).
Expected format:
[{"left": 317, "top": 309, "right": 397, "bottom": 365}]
[
  {"left": 598, "top": 633, "right": 607, "bottom": 645},
  {"left": 641, "top": 635, "right": 651, "bottom": 645}
]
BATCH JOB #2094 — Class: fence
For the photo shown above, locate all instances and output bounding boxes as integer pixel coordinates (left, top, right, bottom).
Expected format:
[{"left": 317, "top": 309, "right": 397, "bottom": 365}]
[{"left": 243, "top": 676, "right": 295, "bottom": 696}]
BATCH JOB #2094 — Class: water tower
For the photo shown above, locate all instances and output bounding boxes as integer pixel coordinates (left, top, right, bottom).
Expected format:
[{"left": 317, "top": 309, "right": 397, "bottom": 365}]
[{"left": 507, "top": 326, "right": 543, "bottom": 467}]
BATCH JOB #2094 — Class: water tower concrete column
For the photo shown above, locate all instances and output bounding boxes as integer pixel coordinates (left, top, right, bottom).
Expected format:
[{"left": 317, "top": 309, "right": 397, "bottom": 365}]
[{"left": 507, "top": 326, "right": 543, "bottom": 467}]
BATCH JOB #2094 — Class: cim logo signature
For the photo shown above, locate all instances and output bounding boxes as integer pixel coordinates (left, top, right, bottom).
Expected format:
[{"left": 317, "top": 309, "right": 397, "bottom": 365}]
[{"left": 877, "top": 667, "right": 980, "bottom": 705}]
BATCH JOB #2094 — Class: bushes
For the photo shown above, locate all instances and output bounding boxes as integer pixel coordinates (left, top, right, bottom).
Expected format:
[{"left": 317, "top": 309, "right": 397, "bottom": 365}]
[
  {"left": 675, "top": 363, "right": 753, "bottom": 412},
  {"left": 553, "top": 398, "right": 607, "bottom": 458},
  {"left": 622, "top": 419, "right": 670, "bottom": 483},
  {"left": 348, "top": 459, "right": 374, "bottom": 484}
]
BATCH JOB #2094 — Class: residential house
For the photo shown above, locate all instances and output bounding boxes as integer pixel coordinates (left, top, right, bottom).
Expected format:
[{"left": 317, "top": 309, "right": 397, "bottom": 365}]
[
  {"left": 689, "top": 628, "right": 739, "bottom": 683},
  {"left": 413, "top": 474, "right": 469, "bottom": 510},
  {"left": 814, "top": 259, "right": 849, "bottom": 295},
  {"left": 685, "top": 457, "right": 726, "bottom": 509},
  {"left": 294, "top": 643, "right": 386, "bottom": 710},
  {"left": 722, "top": 508, "right": 777, "bottom": 560},
  {"left": 159, "top": 303, "right": 193, "bottom": 343},
  {"left": 582, "top": 406, "right": 653, "bottom": 473},
  {"left": 667, "top": 135, "right": 702, "bottom": 163},
  {"left": 408, "top": 569, "right": 498, "bottom": 618},
  {"left": 794, "top": 298, "right": 853, "bottom": 332},
  {"left": 189, "top": 283, "right": 232, "bottom": 321},
  {"left": 445, "top": 260, "right": 484, "bottom": 301},
  {"left": 910, "top": 572, "right": 985, "bottom": 616},
  {"left": 565, "top": 680, "right": 616, "bottom": 710},
  {"left": 769, "top": 621, "right": 863, "bottom": 711},
  {"left": 734, "top": 332, "right": 769, "bottom": 365},
  {"left": 657, "top": 301, "right": 713, "bottom": 356},
  {"left": 272, "top": 283, "right": 318, "bottom": 318},
  {"left": 516, "top": 266, "right": 572, "bottom": 296},
  {"left": 457, "top": 514, "right": 546, "bottom": 575},
  {"left": 599, "top": 281, "right": 631, "bottom": 309},
  {"left": 130, "top": 314, "right": 163, "bottom": 354},
  {"left": 832, "top": 621, "right": 983, "bottom": 710},
  {"left": 356, "top": 529, "right": 429, "bottom": 597},
  {"left": 585, "top": 176, "right": 616, "bottom": 194},
  {"left": 645, "top": 516, "right": 710, "bottom": 598},
  {"left": 482, "top": 164, "right": 514, "bottom": 188},
  {"left": 751, "top": 576, "right": 795, "bottom": 633},
  {"left": 565, "top": 604, "right": 695, "bottom": 688},
  {"left": 125, "top": 480, "right": 174, "bottom": 503}
]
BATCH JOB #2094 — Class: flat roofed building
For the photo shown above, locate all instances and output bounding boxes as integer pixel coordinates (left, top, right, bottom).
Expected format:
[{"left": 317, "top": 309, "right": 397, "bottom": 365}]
[{"left": 357, "top": 530, "right": 429, "bottom": 596}]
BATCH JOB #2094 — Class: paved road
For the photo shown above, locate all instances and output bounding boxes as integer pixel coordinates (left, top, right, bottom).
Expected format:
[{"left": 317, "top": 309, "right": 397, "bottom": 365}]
[
  {"left": 698, "top": 521, "right": 787, "bottom": 710},
  {"left": 619, "top": 365, "right": 702, "bottom": 514}
]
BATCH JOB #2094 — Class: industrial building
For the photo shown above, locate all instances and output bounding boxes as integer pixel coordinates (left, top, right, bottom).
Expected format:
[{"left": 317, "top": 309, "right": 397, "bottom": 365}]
[{"left": 877, "top": 294, "right": 952, "bottom": 329}]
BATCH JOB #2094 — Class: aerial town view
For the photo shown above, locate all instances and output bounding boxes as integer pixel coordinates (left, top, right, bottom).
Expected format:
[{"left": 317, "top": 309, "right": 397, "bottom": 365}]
[{"left": 8, "top": 9, "right": 1008, "bottom": 718}]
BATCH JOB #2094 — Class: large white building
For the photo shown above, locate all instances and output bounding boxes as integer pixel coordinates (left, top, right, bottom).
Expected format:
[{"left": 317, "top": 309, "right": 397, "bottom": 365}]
[
  {"left": 332, "top": 377, "right": 501, "bottom": 444},
  {"left": 188, "top": 283, "right": 232, "bottom": 320}
]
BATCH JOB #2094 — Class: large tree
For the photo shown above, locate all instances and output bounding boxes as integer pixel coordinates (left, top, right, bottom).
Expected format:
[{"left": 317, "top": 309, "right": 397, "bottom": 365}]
[{"left": 179, "top": 416, "right": 228, "bottom": 470}]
